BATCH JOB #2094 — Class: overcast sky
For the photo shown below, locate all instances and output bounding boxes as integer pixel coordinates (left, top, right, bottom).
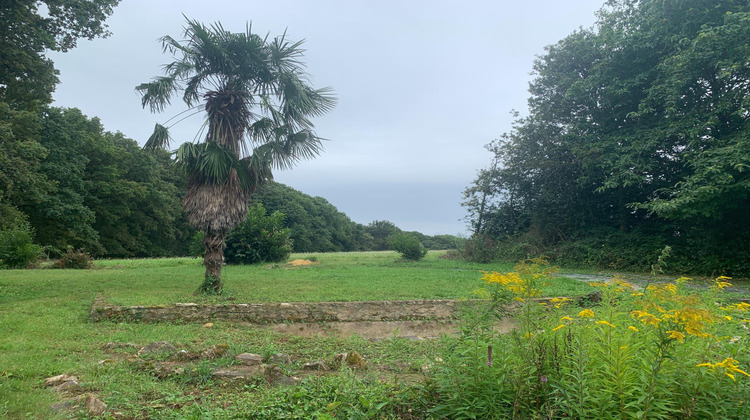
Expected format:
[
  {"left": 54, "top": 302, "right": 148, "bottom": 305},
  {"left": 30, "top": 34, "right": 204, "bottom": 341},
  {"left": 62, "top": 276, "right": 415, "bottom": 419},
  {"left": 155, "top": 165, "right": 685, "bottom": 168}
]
[{"left": 49, "top": 0, "right": 605, "bottom": 236}]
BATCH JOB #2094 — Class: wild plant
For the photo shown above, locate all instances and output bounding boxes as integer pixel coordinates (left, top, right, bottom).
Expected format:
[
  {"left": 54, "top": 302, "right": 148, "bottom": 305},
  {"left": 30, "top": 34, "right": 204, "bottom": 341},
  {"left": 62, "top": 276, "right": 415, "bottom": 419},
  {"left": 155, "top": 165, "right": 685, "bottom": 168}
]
[{"left": 429, "top": 262, "right": 750, "bottom": 419}]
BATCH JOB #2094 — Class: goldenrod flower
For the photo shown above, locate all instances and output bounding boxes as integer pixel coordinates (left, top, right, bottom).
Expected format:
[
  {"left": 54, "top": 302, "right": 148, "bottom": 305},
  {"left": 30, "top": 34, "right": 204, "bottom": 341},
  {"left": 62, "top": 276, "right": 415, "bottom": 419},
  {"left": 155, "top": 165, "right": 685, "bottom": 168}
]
[
  {"left": 578, "top": 309, "right": 594, "bottom": 318},
  {"left": 628, "top": 326, "right": 639, "bottom": 332},
  {"left": 696, "top": 358, "right": 750, "bottom": 380},
  {"left": 552, "top": 324, "right": 565, "bottom": 331},
  {"left": 724, "top": 315, "right": 733, "bottom": 321},
  {"left": 596, "top": 320, "right": 616, "bottom": 328},
  {"left": 666, "top": 330, "right": 685, "bottom": 342},
  {"left": 631, "top": 292, "right": 645, "bottom": 297},
  {"left": 560, "top": 316, "right": 574, "bottom": 322}
]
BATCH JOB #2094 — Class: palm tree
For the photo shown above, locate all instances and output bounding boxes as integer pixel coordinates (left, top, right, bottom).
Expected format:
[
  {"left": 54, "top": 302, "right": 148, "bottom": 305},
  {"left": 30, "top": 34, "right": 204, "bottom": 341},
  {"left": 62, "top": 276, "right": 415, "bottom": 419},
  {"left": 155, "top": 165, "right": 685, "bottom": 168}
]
[{"left": 137, "top": 19, "right": 335, "bottom": 293}]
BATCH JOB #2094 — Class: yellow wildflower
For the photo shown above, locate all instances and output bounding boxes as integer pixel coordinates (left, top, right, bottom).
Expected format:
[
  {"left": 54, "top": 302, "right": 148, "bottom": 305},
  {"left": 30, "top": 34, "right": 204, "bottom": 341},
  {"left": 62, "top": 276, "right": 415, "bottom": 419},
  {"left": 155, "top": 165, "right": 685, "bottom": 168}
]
[
  {"left": 697, "top": 358, "right": 750, "bottom": 380},
  {"left": 631, "top": 292, "right": 645, "bottom": 297},
  {"left": 578, "top": 309, "right": 595, "bottom": 318},
  {"left": 552, "top": 324, "right": 565, "bottom": 332},
  {"left": 666, "top": 330, "right": 685, "bottom": 342},
  {"left": 628, "top": 326, "right": 639, "bottom": 332},
  {"left": 560, "top": 316, "right": 574, "bottom": 322},
  {"left": 716, "top": 281, "right": 733, "bottom": 290},
  {"left": 596, "top": 320, "right": 616, "bottom": 328},
  {"left": 725, "top": 316, "right": 733, "bottom": 321}
]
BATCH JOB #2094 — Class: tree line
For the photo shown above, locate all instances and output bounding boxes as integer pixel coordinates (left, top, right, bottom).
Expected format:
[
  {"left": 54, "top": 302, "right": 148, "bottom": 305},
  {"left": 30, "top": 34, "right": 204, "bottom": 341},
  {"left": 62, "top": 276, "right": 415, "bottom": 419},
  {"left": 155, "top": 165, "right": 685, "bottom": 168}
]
[
  {"left": 464, "top": 0, "right": 750, "bottom": 275},
  {"left": 1, "top": 2, "right": 460, "bottom": 271},
  {"left": 1, "top": 103, "right": 458, "bottom": 260}
]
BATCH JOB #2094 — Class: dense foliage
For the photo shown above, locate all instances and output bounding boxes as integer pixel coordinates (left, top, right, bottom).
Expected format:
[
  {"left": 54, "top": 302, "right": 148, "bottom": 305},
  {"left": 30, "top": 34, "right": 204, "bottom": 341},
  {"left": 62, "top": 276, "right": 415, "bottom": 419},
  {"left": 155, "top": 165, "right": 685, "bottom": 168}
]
[
  {"left": 252, "top": 183, "right": 372, "bottom": 252},
  {"left": 224, "top": 204, "right": 292, "bottom": 264},
  {"left": 0, "top": 0, "right": 195, "bottom": 259},
  {"left": 253, "top": 184, "right": 462, "bottom": 253},
  {"left": 464, "top": 0, "right": 750, "bottom": 275},
  {"left": 429, "top": 261, "right": 750, "bottom": 419},
  {"left": 0, "top": 106, "right": 194, "bottom": 258}
]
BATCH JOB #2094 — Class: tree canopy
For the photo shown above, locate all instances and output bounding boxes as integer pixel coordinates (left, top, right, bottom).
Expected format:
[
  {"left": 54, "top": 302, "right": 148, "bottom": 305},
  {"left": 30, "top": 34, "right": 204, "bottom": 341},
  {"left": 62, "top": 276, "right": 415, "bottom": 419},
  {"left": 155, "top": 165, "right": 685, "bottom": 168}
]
[
  {"left": 0, "top": 0, "right": 119, "bottom": 110},
  {"left": 465, "top": 0, "right": 750, "bottom": 275}
]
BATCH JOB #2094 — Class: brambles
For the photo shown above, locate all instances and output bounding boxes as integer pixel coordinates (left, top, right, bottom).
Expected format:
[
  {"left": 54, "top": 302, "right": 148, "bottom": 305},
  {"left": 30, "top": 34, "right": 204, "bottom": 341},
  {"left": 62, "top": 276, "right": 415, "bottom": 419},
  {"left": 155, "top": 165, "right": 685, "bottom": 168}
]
[{"left": 55, "top": 248, "right": 93, "bottom": 269}]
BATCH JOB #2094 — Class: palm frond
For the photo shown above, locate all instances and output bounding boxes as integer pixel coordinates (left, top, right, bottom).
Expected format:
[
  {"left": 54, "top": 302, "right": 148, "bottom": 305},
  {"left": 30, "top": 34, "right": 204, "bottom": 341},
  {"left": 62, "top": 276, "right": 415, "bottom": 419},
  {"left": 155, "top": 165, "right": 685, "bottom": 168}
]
[
  {"left": 144, "top": 123, "right": 172, "bottom": 151},
  {"left": 136, "top": 76, "right": 178, "bottom": 112}
]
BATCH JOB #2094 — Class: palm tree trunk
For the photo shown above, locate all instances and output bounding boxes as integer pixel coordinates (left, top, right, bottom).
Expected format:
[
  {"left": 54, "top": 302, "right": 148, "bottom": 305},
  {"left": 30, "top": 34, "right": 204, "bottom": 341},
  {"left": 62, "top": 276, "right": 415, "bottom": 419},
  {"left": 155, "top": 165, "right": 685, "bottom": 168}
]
[{"left": 200, "top": 230, "right": 226, "bottom": 294}]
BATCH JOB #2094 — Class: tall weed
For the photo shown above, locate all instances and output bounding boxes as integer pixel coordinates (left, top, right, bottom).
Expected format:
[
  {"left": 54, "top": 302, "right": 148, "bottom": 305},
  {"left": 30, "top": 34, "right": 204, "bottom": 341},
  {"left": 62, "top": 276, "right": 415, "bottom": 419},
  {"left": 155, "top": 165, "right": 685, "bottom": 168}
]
[{"left": 429, "top": 260, "right": 750, "bottom": 419}]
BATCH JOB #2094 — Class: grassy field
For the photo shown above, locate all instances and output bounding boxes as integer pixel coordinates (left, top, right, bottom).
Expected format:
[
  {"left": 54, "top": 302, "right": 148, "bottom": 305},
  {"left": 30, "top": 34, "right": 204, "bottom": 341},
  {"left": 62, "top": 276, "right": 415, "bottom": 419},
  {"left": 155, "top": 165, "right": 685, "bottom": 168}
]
[{"left": 0, "top": 251, "right": 647, "bottom": 418}]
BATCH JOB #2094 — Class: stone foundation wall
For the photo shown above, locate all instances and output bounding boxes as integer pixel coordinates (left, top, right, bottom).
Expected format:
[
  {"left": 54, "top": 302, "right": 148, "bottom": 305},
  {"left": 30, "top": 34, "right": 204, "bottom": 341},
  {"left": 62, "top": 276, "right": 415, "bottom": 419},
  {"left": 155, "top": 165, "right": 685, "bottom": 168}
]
[{"left": 90, "top": 297, "right": 483, "bottom": 324}]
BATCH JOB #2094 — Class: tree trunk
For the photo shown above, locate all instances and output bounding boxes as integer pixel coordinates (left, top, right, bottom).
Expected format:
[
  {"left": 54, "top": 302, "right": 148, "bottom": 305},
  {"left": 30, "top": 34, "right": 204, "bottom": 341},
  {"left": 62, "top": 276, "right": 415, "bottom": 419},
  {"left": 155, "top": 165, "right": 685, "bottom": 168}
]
[{"left": 200, "top": 230, "right": 226, "bottom": 294}]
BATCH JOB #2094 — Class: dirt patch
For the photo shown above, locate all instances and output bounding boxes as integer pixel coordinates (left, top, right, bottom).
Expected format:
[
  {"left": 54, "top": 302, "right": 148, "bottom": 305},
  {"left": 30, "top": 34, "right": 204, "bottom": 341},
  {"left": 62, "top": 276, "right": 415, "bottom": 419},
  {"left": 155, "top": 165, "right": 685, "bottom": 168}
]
[{"left": 288, "top": 259, "right": 315, "bottom": 266}]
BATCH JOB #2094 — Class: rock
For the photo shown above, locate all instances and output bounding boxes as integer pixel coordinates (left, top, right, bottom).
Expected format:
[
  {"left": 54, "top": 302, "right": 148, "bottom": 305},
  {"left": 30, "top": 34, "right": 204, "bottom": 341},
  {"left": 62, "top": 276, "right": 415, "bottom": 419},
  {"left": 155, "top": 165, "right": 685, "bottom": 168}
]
[
  {"left": 201, "top": 343, "right": 229, "bottom": 359},
  {"left": 50, "top": 399, "right": 78, "bottom": 412},
  {"left": 137, "top": 341, "right": 177, "bottom": 356},
  {"left": 45, "top": 374, "right": 79, "bottom": 387},
  {"left": 334, "top": 351, "right": 367, "bottom": 369},
  {"left": 302, "top": 361, "right": 330, "bottom": 371},
  {"left": 264, "top": 364, "right": 286, "bottom": 382},
  {"left": 50, "top": 394, "right": 106, "bottom": 416},
  {"left": 54, "top": 380, "right": 82, "bottom": 393},
  {"left": 84, "top": 394, "right": 107, "bottom": 416},
  {"left": 212, "top": 365, "right": 264, "bottom": 380},
  {"left": 269, "top": 353, "right": 292, "bottom": 364},
  {"left": 235, "top": 353, "right": 264, "bottom": 366}
]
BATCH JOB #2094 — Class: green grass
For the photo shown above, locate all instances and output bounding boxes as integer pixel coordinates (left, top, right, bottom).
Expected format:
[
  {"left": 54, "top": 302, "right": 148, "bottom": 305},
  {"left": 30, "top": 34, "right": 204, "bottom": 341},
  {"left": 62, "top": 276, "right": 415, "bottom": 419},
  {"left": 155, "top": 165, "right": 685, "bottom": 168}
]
[
  {"left": 9, "top": 251, "right": 591, "bottom": 306},
  {"left": 0, "top": 251, "right": 597, "bottom": 418}
]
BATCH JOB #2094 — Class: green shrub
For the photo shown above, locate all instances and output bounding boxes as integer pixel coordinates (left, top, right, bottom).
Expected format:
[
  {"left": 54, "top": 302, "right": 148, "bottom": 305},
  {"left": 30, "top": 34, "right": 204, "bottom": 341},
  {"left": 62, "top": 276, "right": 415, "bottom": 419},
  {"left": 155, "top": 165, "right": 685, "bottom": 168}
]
[
  {"left": 54, "top": 248, "right": 93, "bottom": 269},
  {"left": 0, "top": 223, "right": 42, "bottom": 268},
  {"left": 460, "top": 234, "right": 499, "bottom": 263},
  {"left": 224, "top": 204, "right": 292, "bottom": 265},
  {"left": 388, "top": 233, "right": 427, "bottom": 261}
]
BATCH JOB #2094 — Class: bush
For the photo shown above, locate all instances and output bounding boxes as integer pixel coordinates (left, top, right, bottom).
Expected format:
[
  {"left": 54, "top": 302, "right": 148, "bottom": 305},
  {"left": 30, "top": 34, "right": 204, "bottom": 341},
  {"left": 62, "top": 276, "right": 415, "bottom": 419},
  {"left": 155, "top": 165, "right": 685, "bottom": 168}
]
[
  {"left": 55, "top": 248, "right": 93, "bottom": 269},
  {"left": 224, "top": 204, "right": 292, "bottom": 265},
  {"left": 460, "top": 234, "right": 499, "bottom": 263},
  {"left": 0, "top": 223, "right": 42, "bottom": 268},
  {"left": 388, "top": 233, "right": 428, "bottom": 261}
]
